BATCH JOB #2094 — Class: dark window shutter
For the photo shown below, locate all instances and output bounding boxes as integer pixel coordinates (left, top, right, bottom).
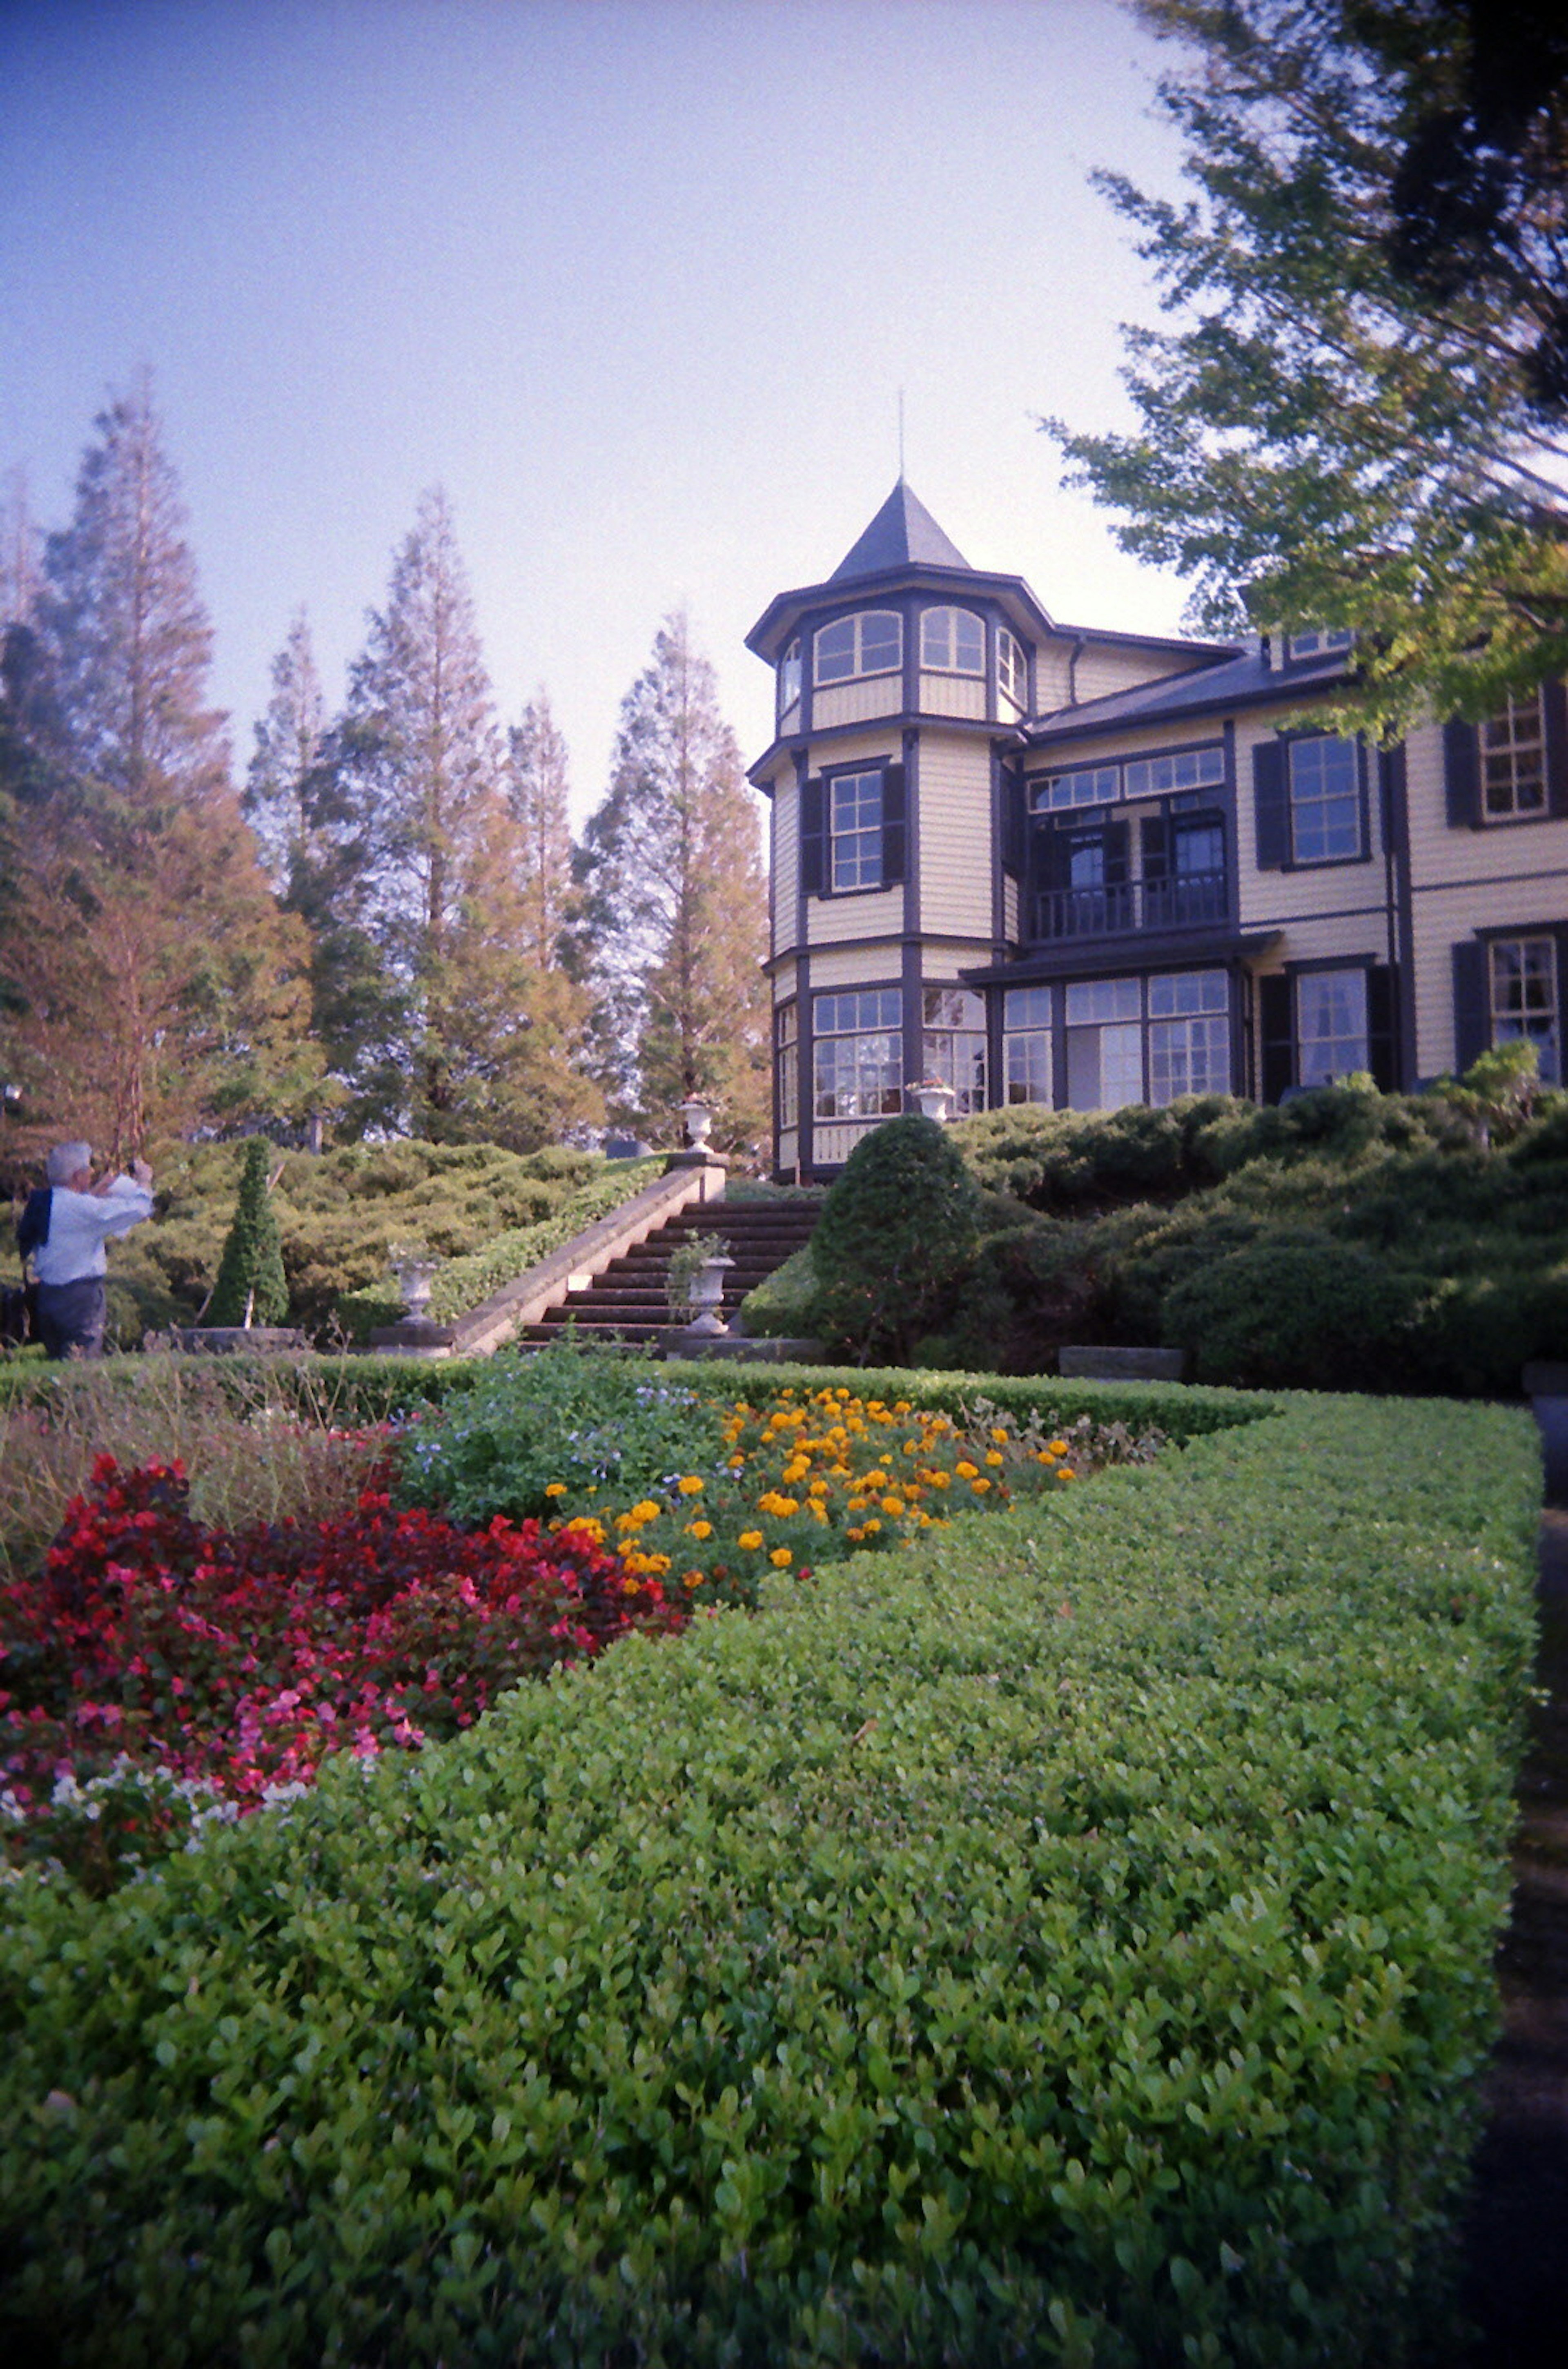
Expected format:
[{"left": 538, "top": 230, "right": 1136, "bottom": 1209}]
[
  {"left": 800, "top": 776, "right": 825, "bottom": 896},
  {"left": 1259, "top": 974, "right": 1294, "bottom": 1103},
  {"left": 1452, "top": 940, "right": 1490, "bottom": 1074},
  {"left": 1104, "top": 820, "right": 1130, "bottom": 885},
  {"left": 1253, "top": 740, "right": 1289, "bottom": 869},
  {"left": 1140, "top": 815, "right": 1171, "bottom": 880},
  {"left": 1367, "top": 963, "right": 1397, "bottom": 1090},
  {"left": 1544, "top": 678, "right": 1568, "bottom": 818},
  {"left": 1040, "top": 824, "right": 1071, "bottom": 890},
  {"left": 880, "top": 762, "right": 906, "bottom": 886},
  {"left": 1443, "top": 718, "right": 1481, "bottom": 829}
]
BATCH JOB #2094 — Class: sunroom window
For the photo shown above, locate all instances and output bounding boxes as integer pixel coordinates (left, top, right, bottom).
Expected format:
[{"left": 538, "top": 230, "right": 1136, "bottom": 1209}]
[
  {"left": 920, "top": 606, "right": 984, "bottom": 675},
  {"left": 814, "top": 609, "right": 902, "bottom": 685}
]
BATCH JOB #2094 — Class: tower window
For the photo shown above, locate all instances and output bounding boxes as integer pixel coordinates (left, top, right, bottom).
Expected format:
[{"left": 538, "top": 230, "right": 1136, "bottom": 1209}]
[
  {"left": 779, "top": 639, "right": 801, "bottom": 719},
  {"left": 920, "top": 606, "right": 984, "bottom": 675},
  {"left": 830, "top": 769, "right": 885, "bottom": 890},
  {"left": 998, "top": 627, "right": 1027, "bottom": 708},
  {"left": 813, "top": 989, "right": 903, "bottom": 1120},
  {"left": 814, "top": 609, "right": 902, "bottom": 685}
]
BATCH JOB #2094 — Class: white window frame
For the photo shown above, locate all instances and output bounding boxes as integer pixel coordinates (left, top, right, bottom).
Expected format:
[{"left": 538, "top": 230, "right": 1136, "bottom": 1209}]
[
  {"left": 774, "top": 1000, "right": 799, "bottom": 1130},
  {"left": 813, "top": 609, "right": 903, "bottom": 686},
  {"left": 920, "top": 986, "right": 987, "bottom": 1114},
  {"left": 1296, "top": 967, "right": 1369, "bottom": 1084},
  {"left": 1489, "top": 934, "right": 1559, "bottom": 1083},
  {"left": 1287, "top": 737, "right": 1362, "bottom": 864},
  {"left": 920, "top": 606, "right": 984, "bottom": 676},
  {"left": 778, "top": 639, "right": 802, "bottom": 719},
  {"left": 997, "top": 627, "right": 1027, "bottom": 709},
  {"left": 829, "top": 767, "right": 885, "bottom": 892},
  {"left": 1285, "top": 627, "right": 1354, "bottom": 660},
  {"left": 1002, "top": 985, "right": 1052, "bottom": 1105},
  {"left": 812, "top": 989, "right": 903, "bottom": 1121},
  {"left": 1480, "top": 691, "right": 1548, "bottom": 821}
]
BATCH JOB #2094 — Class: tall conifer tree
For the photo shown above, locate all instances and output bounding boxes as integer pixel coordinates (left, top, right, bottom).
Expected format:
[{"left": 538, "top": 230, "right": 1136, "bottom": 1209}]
[
  {"left": 1, "top": 384, "right": 318, "bottom": 1156},
  {"left": 577, "top": 613, "right": 768, "bottom": 1152}
]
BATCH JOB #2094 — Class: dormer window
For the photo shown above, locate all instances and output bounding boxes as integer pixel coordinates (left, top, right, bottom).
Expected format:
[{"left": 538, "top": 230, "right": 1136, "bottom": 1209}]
[
  {"left": 920, "top": 606, "right": 984, "bottom": 675},
  {"left": 814, "top": 609, "right": 902, "bottom": 684},
  {"left": 779, "top": 638, "right": 802, "bottom": 719},
  {"left": 998, "top": 627, "right": 1027, "bottom": 707},
  {"left": 1285, "top": 628, "right": 1354, "bottom": 661}
]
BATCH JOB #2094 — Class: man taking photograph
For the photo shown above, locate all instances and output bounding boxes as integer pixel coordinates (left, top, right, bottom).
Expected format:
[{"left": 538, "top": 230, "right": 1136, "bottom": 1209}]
[{"left": 24, "top": 1141, "right": 155, "bottom": 1360}]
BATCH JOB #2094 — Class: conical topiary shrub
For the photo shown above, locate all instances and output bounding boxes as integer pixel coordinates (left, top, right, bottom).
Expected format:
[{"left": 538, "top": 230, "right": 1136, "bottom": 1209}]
[{"left": 206, "top": 1140, "right": 290, "bottom": 1328}]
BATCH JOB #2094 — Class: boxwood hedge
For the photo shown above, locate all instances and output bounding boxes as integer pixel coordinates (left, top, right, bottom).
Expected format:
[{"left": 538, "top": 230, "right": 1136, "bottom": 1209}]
[{"left": 0, "top": 1391, "right": 1541, "bottom": 2366}]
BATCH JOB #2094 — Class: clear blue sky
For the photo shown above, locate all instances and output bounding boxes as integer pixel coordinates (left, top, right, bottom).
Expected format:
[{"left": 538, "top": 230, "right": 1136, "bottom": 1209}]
[{"left": 1, "top": 0, "right": 1196, "bottom": 821}]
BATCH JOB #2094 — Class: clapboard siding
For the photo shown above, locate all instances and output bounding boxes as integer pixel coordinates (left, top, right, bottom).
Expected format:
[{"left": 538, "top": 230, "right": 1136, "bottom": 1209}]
[
  {"left": 807, "top": 941, "right": 902, "bottom": 989},
  {"left": 918, "top": 735, "right": 994, "bottom": 937},
  {"left": 772, "top": 777, "right": 799, "bottom": 953},
  {"left": 1403, "top": 716, "right": 1568, "bottom": 885},
  {"left": 812, "top": 677, "right": 902, "bottom": 730},
  {"left": 918, "top": 673, "right": 987, "bottom": 720},
  {"left": 1410, "top": 877, "right": 1568, "bottom": 1079},
  {"left": 808, "top": 885, "right": 903, "bottom": 944}
]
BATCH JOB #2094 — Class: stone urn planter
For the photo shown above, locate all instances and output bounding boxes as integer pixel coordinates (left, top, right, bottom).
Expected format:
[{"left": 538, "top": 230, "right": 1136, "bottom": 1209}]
[
  {"left": 392, "top": 1258, "right": 439, "bottom": 1321},
  {"left": 682, "top": 1251, "right": 735, "bottom": 1337},
  {"left": 909, "top": 1078, "right": 956, "bottom": 1123},
  {"left": 678, "top": 1096, "right": 715, "bottom": 1150}
]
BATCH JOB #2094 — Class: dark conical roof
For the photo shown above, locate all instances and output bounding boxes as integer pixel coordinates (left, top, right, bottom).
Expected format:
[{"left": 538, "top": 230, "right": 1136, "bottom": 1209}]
[{"left": 830, "top": 480, "right": 971, "bottom": 581}]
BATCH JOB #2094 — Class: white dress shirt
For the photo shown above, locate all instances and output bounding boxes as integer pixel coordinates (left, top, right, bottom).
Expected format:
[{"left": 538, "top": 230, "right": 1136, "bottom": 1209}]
[{"left": 31, "top": 1179, "right": 155, "bottom": 1286}]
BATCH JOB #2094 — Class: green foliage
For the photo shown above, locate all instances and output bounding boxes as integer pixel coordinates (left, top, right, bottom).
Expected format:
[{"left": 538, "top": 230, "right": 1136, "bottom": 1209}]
[
  {"left": 205, "top": 1138, "right": 290, "bottom": 1327},
  {"left": 4, "top": 1139, "right": 656, "bottom": 1349},
  {"left": 738, "top": 1240, "right": 821, "bottom": 1337},
  {"left": 0, "top": 1393, "right": 1538, "bottom": 2364},
  {"left": 1045, "top": 0, "right": 1568, "bottom": 735},
  {"left": 811, "top": 1114, "right": 982, "bottom": 1362},
  {"left": 394, "top": 1340, "right": 730, "bottom": 1524},
  {"left": 944, "top": 1088, "right": 1568, "bottom": 1393}
]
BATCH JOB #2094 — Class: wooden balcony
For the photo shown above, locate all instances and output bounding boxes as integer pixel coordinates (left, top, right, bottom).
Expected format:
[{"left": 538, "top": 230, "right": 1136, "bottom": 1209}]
[{"left": 1029, "top": 869, "right": 1227, "bottom": 943}]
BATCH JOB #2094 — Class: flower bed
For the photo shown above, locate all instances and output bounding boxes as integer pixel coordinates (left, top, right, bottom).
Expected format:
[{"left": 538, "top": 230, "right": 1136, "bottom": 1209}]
[
  {"left": 527, "top": 1386, "right": 1161, "bottom": 1609},
  {"left": 0, "top": 1453, "right": 676, "bottom": 1892}
]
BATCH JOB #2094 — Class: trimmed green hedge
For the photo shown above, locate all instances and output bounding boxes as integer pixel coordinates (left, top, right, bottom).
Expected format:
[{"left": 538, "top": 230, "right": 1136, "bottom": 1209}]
[{"left": 0, "top": 1391, "right": 1539, "bottom": 2364}]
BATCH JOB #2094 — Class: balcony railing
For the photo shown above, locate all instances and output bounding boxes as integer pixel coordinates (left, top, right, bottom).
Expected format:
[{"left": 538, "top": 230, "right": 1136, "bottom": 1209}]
[{"left": 1030, "top": 870, "right": 1227, "bottom": 943}]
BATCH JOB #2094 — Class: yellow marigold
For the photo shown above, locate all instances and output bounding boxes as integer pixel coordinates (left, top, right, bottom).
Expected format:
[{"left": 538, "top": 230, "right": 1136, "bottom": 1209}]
[
  {"left": 985, "top": 1450, "right": 1004, "bottom": 1467},
  {"left": 931, "top": 1471, "right": 951, "bottom": 1490},
  {"left": 969, "top": 1475, "right": 992, "bottom": 1493},
  {"left": 1058, "top": 1467, "right": 1078, "bottom": 1482},
  {"left": 686, "top": 1520, "right": 713, "bottom": 1540},
  {"left": 808, "top": 1478, "right": 829, "bottom": 1498},
  {"left": 1036, "top": 1448, "right": 1058, "bottom": 1463},
  {"left": 683, "top": 1570, "right": 704, "bottom": 1589},
  {"left": 863, "top": 1517, "right": 882, "bottom": 1534},
  {"left": 880, "top": 1496, "right": 905, "bottom": 1518},
  {"left": 560, "top": 1516, "right": 606, "bottom": 1542},
  {"left": 1048, "top": 1439, "right": 1069, "bottom": 1456},
  {"left": 544, "top": 1481, "right": 568, "bottom": 1498},
  {"left": 729, "top": 1455, "right": 748, "bottom": 1470},
  {"left": 677, "top": 1474, "right": 704, "bottom": 1496},
  {"left": 738, "top": 1530, "right": 764, "bottom": 1551},
  {"left": 769, "top": 1547, "right": 792, "bottom": 1568},
  {"left": 991, "top": 1427, "right": 1010, "bottom": 1444},
  {"left": 956, "top": 1460, "right": 979, "bottom": 1480}
]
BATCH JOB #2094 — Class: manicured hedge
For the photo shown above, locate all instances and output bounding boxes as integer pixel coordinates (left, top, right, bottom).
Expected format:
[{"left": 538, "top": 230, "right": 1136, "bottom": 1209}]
[{"left": 0, "top": 1393, "right": 1540, "bottom": 2364}]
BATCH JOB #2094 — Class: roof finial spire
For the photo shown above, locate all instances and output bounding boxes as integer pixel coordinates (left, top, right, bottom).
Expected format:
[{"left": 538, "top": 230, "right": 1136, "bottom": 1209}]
[{"left": 897, "top": 387, "right": 905, "bottom": 482}]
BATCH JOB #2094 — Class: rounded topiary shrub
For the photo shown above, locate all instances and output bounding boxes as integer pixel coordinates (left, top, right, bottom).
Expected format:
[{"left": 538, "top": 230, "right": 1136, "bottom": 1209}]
[
  {"left": 811, "top": 1114, "right": 980, "bottom": 1363},
  {"left": 1160, "top": 1233, "right": 1425, "bottom": 1392},
  {"left": 206, "top": 1139, "right": 290, "bottom": 1329}
]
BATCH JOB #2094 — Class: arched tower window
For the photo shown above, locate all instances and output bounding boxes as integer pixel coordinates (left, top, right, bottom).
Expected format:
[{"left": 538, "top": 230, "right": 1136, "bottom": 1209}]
[
  {"left": 813, "top": 609, "right": 902, "bottom": 684},
  {"left": 920, "top": 606, "right": 984, "bottom": 675}
]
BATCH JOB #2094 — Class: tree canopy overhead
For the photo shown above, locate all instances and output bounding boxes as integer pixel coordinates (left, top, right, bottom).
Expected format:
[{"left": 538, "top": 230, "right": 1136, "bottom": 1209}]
[{"left": 1047, "top": 0, "right": 1568, "bottom": 735}]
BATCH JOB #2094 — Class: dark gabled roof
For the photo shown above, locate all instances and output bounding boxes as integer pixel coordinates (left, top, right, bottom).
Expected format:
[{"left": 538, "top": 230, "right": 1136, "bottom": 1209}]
[
  {"left": 1022, "top": 642, "right": 1348, "bottom": 748},
  {"left": 830, "top": 480, "right": 971, "bottom": 580}
]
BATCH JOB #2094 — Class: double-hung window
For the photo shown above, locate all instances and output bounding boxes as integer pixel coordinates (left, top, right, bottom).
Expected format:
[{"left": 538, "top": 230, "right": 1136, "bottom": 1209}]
[
  {"left": 812, "top": 989, "right": 902, "bottom": 1120},
  {"left": 1481, "top": 692, "right": 1547, "bottom": 820},
  {"left": 774, "top": 1002, "right": 799, "bottom": 1130},
  {"left": 1296, "top": 969, "right": 1369, "bottom": 1084},
  {"left": 1490, "top": 936, "right": 1560, "bottom": 1083},
  {"left": 1002, "top": 985, "right": 1052, "bottom": 1104},
  {"left": 1288, "top": 737, "right": 1361, "bottom": 862},
  {"left": 831, "top": 769, "right": 885, "bottom": 891}
]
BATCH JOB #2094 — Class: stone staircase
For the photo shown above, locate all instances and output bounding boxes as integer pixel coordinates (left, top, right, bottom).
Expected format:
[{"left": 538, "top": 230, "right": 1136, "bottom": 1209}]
[{"left": 516, "top": 1197, "right": 821, "bottom": 1348}]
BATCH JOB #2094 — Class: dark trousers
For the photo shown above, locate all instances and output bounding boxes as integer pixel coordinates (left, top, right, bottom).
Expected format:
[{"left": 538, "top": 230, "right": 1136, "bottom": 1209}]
[{"left": 35, "top": 1276, "right": 107, "bottom": 1360}]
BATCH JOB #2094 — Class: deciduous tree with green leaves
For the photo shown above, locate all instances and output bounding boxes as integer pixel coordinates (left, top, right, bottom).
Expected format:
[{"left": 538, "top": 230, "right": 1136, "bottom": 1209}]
[{"left": 1047, "top": 0, "right": 1568, "bottom": 737}]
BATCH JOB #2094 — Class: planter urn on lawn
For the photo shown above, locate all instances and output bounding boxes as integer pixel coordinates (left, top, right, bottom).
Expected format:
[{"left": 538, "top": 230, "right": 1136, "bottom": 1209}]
[{"left": 394, "top": 1259, "right": 439, "bottom": 1321}]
